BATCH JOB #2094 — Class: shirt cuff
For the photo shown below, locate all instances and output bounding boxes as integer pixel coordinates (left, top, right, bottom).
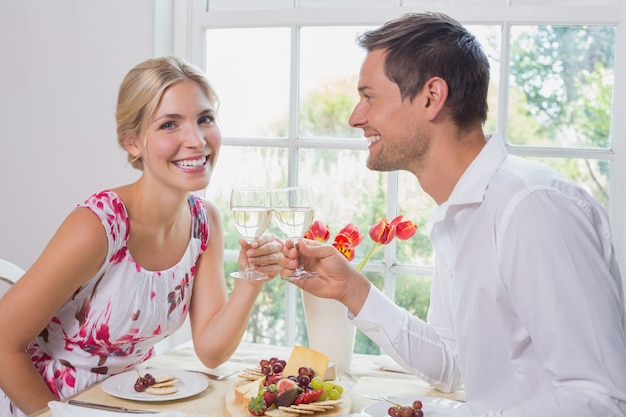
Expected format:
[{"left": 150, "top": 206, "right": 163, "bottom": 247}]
[{"left": 350, "top": 285, "right": 405, "bottom": 329}]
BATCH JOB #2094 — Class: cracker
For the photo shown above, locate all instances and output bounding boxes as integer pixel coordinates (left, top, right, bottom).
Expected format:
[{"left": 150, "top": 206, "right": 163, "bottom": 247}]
[
  {"left": 151, "top": 378, "right": 180, "bottom": 388},
  {"left": 292, "top": 404, "right": 328, "bottom": 412},
  {"left": 314, "top": 399, "right": 343, "bottom": 406},
  {"left": 145, "top": 385, "right": 178, "bottom": 395},
  {"left": 265, "top": 410, "right": 294, "bottom": 417},
  {"left": 278, "top": 406, "right": 314, "bottom": 414},
  {"left": 239, "top": 368, "right": 265, "bottom": 380},
  {"left": 155, "top": 375, "right": 177, "bottom": 384}
]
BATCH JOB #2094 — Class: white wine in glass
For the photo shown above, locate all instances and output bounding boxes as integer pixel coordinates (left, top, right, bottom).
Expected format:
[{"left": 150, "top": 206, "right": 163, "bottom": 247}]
[
  {"left": 271, "top": 186, "right": 318, "bottom": 280},
  {"left": 230, "top": 188, "right": 272, "bottom": 280}
]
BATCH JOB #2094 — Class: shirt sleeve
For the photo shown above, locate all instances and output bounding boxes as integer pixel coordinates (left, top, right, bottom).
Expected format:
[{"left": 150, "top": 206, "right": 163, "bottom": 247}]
[
  {"left": 489, "top": 189, "right": 626, "bottom": 417},
  {"left": 351, "top": 284, "right": 463, "bottom": 392}
]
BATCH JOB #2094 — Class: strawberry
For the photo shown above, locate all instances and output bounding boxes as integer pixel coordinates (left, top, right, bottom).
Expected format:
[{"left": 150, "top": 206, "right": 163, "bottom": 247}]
[
  {"left": 296, "top": 388, "right": 324, "bottom": 404},
  {"left": 309, "top": 388, "right": 324, "bottom": 403},
  {"left": 293, "top": 392, "right": 306, "bottom": 405},
  {"left": 248, "top": 395, "right": 267, "bottom": 416},
  {"left": 263, "top": 388, "right": 277, "bottom": 407}
]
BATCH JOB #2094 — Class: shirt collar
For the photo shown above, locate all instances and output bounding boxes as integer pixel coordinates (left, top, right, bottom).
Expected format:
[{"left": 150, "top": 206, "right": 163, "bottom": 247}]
[{"left": 430, "top": 133, "right": 507, "bottom": 225}]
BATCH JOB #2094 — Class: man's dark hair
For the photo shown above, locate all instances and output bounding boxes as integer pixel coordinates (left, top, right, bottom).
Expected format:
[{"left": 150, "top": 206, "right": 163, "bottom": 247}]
[{"left": 357, "top": 12, "right": 490, "bottom": 129}]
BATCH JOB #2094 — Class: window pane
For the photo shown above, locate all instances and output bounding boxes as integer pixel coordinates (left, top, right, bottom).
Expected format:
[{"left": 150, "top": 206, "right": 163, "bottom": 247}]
[
  {"left": 508, "top": 25, "right": 615, "bottom": 148},
  {"left": 227, "top": 262, "right": 292, "bottom": 346},
  {"left": 205, "top": 28, "right": 290, "bottom": 138},
  {"left": 395, "top": 273, "right": 432, "bottom": 321},
  {"left": 299, "top": 26, "right": 366, "bottom": 139},
  {"left": 397, "top": 171, "right": 436, "bottom": 267},
  {"left": 297, "top": 148, "right": 389, "bottom": 264},
  {"left": 206, "top": 145, "right": 288, "bottom": 251},
  {"left": 466, "top": 25, "right": 502, "bottom": 135}
]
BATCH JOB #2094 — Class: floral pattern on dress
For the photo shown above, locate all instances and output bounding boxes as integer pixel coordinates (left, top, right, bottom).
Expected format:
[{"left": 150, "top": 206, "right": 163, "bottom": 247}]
[{"left": 0, "top": 191, "right": 209, "bottom": 417}]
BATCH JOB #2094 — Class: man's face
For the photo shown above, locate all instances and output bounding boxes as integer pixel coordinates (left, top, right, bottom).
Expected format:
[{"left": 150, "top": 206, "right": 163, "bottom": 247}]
[{"left": 349, "top": 49, "right": 429, "bottom": 173}]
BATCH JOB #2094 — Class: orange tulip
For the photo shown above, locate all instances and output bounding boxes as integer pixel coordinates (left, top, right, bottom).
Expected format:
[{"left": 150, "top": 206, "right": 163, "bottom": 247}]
[
  {"left": 368, "top": 217, "right": 396, "bottom": 245},
  {"left": 337, "top": 223, "right": 364, "bottom": 247},
  {"left": 325, "top": 215, "right": 418, "bottom": 270},
  {"left": 332, "top": 233, "right": 356, "bottom": 261},
  {"left": 391, "top": 215, "right": 417, "bottom": 240},
  {"left": 304, "top": 220, "right": 331, "bottom": 243}
]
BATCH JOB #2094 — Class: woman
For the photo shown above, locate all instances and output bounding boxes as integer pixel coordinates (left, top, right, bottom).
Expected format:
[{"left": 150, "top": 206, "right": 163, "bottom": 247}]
[{"left": 0, "top": 56, "right": 282, "bottom": 416}]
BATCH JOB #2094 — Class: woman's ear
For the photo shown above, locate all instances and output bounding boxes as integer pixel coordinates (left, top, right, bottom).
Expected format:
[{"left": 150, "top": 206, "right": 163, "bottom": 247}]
[
  {"left": 423, "top": 77, "right": 448, "bottom": 122},
  {"left": 122, "top": 134, "right": 141, "bottom": 159}
]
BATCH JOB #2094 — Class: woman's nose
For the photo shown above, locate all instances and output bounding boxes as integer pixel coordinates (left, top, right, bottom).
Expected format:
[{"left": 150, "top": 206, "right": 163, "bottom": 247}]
[{"left": 186, "top": 128, "right": 206, "bottom": 148}]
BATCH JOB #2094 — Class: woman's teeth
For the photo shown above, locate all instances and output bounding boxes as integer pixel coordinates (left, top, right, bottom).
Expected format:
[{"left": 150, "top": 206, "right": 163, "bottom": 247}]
[{"left": 174, "top": 156, "right": 207, "bottom": 168}]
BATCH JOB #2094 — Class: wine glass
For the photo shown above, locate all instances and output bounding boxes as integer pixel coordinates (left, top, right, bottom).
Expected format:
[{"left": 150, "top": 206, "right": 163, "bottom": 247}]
[
  {"left": 229, "top": 188, "right": 273, "bottom": 280},
  {"left": 271, "top": 185, "right": 319, "bottom": 281}
]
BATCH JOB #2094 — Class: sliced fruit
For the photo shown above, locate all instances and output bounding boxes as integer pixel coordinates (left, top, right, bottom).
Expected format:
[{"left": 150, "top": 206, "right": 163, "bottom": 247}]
[
  {"left": 275, "top": 387, "right": 299, "bottom": 407},
  {"left": 276, "top": 377, "right": 298, "bottom": 395}
]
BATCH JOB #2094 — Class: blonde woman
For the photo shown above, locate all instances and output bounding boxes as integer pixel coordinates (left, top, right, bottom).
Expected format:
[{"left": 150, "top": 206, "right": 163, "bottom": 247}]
[{"left": 0, "top": 56, "right": 281, "bottom": 416}]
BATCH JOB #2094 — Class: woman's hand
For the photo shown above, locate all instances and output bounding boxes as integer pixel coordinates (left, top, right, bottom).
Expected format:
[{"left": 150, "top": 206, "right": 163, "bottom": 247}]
[{"left": 238, "top": 234, "right": 283, "bottom": 279}]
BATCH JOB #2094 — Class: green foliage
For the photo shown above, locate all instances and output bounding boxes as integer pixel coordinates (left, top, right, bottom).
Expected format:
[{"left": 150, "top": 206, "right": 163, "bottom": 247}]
[
  {"left": 299, "top": 76, "right": 361, "bottom": 138},
  {"left": 509, "top": 25, "right": 614, "bottom": 146},
  {"left": 508, "top": 24, "right": 614, "bottom": 205}
]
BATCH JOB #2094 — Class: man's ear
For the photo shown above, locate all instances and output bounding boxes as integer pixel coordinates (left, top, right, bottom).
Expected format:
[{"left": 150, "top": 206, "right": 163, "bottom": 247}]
[
  {"left": 423, "top": 77, "right": 448, "bottom": 122},
  {"left": 122, "top": 134, "right": 141, "bottom": 159}
]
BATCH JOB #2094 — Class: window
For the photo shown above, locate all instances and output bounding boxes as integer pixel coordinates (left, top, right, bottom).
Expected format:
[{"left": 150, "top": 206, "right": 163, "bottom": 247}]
[{"left": 174, "top": 0, "right": 626, "bottom": 353}]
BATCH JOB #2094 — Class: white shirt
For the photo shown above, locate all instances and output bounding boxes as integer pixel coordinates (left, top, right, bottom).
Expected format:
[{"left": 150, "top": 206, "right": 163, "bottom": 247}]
[{"left": 352, "top": 133, "right": 626, "bottom": 416}]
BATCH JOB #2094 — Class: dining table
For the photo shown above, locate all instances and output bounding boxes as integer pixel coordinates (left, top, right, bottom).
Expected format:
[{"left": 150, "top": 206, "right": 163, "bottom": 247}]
[{"left": 29, "top": 341, "right": 466, "bottom": 417}]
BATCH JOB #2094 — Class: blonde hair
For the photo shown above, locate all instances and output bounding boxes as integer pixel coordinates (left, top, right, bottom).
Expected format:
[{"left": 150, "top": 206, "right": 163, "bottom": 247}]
[{"left": 116, "top": 56, "right": 219, "bottom": 170}]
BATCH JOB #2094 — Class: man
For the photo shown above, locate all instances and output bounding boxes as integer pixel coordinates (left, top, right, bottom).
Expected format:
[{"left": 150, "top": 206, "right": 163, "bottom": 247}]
[{"left": 281, "top": 12, "right": 626, "bottom": 416}]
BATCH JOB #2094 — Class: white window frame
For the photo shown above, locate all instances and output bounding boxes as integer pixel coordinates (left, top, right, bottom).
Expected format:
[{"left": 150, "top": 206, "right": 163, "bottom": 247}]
[{"left": 165, "top": 0, "right": 626, "bottom": 344}]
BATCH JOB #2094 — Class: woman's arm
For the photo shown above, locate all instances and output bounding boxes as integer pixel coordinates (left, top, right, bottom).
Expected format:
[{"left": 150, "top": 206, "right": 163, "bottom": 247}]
[
  {"left": 189, "top": 200, "right": 281, "bottom": 368},
  {"left": 0, "top": 207, "right": 108, "bottom": 414}
]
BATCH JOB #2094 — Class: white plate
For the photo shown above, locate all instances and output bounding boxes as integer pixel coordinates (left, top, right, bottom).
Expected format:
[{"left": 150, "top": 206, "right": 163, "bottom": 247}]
[
  {"left": 102, "top": 368, "right": 209, "bottom": 402},
  {"left": 361, "top": 396, "right": 471, "bottom": 417}
]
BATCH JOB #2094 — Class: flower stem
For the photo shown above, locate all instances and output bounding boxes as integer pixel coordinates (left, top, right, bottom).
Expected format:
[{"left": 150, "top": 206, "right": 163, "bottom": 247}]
[{"left": 355, "top": 243, "right": 383, "bottom": 272}]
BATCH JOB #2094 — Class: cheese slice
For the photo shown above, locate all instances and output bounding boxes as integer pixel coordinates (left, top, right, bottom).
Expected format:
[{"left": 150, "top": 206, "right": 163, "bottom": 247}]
[
  {"left": 282, "top": 345, "right": 330, "bottom": 380},
  {"left": 234, "top": 377, "right": 265, "bottom": 405}
]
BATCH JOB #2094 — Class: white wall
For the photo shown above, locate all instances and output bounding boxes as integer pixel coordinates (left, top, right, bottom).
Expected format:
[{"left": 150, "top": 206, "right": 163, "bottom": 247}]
[{"left": 0, "top": 0, "right": 156, "bottom": 270}]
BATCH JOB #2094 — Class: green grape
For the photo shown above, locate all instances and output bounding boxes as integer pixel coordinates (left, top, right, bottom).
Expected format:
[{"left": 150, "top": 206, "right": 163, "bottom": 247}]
[
  {"left": 328, "top": 388, "right": 341, "bottom": 400},
  {"left": 323, "top": 381, "right": 334, "bottom": 392},
  {"left": 310, "top": 376, "right": 324, "bottom": 390},
  {"left": 318, "top": 390, "right": 329, "bottom": 401},
  {"left": 333, "top": 384, "right": 343, "bottom": 395}
]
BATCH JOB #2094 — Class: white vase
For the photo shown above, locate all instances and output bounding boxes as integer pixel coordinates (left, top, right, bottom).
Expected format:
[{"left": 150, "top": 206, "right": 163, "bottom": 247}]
[{"left": 301, "top": 290, "right": 356, "bottom": 372}]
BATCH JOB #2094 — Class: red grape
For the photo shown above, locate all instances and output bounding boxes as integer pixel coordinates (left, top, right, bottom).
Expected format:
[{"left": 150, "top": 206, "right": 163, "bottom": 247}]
[{"left": 134, "top": 378, "right": 146, "bottom": 392}]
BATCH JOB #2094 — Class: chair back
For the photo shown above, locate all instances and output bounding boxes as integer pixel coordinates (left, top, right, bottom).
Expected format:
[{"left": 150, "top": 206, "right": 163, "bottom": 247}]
[
  {"left": 0, "top": 276, "right": 13, "bottom": 298},
  {"left": 0, "top": 259, "right": 25, "bottom": 298}
]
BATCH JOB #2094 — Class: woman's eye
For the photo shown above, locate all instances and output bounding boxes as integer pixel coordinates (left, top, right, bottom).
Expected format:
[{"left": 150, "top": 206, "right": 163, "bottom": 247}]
[
  {"left": 160, "top": 121, "right": 175, "bottom": 130},
  {"left": 199, "top": 115, "right": 215, "bottom": 125}
]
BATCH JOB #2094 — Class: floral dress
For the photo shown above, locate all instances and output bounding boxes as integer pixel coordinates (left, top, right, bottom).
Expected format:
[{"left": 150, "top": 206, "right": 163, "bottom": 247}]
[{"left": 0, "top": 190, "right": 209, "bottom": 417}]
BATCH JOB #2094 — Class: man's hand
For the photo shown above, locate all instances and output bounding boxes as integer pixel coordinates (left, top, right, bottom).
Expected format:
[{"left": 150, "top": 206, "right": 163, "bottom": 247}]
[{"left": 281, "top": 238, "right": 371, "bottom": 315}]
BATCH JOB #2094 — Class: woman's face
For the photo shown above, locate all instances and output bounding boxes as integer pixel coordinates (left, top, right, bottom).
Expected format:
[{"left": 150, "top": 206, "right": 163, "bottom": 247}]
[{"left": 138, "top": 79, "right": 221, "bottom": 192}]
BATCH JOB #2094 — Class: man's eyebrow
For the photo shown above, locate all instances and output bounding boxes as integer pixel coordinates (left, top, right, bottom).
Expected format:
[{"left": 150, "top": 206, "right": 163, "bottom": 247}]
[{"left": 358, "top": 85, "right": 372, "bottom": 93}]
